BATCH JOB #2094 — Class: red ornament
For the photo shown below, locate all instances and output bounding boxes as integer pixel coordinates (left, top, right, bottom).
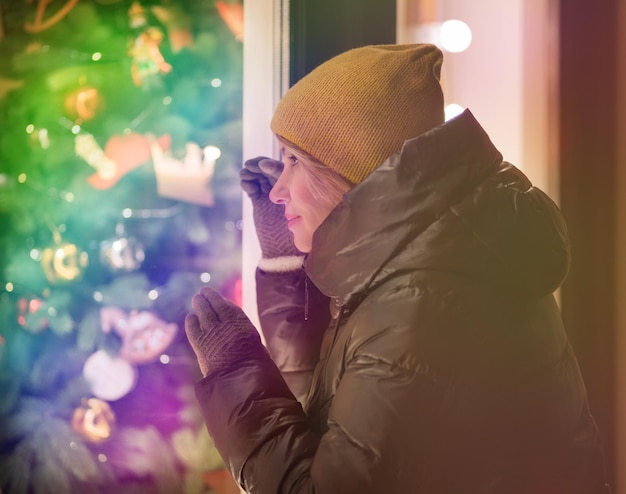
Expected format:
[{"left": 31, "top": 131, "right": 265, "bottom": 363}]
[
  {"left": 215, "top": 2, "right": 244, "bottom": 41},
  {"left": 87, "top": 132, "right": 171, "bottom": 190},
  {"left": 17, "top": 297, "right": 48, "bottom": 332}
]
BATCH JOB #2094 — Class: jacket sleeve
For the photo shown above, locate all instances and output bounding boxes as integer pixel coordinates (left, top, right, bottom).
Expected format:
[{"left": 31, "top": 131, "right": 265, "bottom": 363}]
[
  {"left": 255, "top": 267, "right": 330, "bottom": 403},
  {"left": 195, "top": 352, "right": 319, "bottom": 493},
  {"left": 194, "top": 291, "right": 443, "bottom": 494}
]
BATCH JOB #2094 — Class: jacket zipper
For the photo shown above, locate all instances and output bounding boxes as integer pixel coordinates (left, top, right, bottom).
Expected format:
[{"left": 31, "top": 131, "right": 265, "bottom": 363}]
[{"left": 304, "top": 276, "right": 309, "bottom": 321}]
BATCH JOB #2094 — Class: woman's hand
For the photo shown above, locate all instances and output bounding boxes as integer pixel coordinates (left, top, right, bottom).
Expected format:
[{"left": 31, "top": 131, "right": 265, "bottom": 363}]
[
  {"left": 240, "top": 157, "right": 302, "bottom": 261},
  {"left": 185, "top": 287, "right": 266, "bottom": 377}
]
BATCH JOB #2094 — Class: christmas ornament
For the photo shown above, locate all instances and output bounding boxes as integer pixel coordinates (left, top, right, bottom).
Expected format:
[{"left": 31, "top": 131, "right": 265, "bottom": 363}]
[
  {"left": 100, "top": 223, "right": 145, "bottom": 272},
  {"left": 76, "top": 132, "right": 171, "bottom": 190},
  {"left": 83, "top": 349, "right": 137, "bottom": 401},
  {"left": 215, "top": 2, "right": 244, "bottom": 41},
  {"left": 151, "top": 138, "right": 217, "bottom": 207},
  {"left": 100, "top": 306, "right": 178, "bottom": 365},
  {"left": 17, "top": 297, "right": 48, "bottom": 332},
  {"left": 128, "top": 0, "right": 147, "bottom": 29},
  {"left": 64, "top": 85, "right": 104, "bottom": 122},
  {"left": 24, "top": 0, "right": 79, "bottom": 33},
  {"left": 127, "top": 2, "right": 172, "bottom": 89},
  {"left": 71, "top": 397, "right": 115, "bottom": 443},
  {"left": 40, "top": 232, "right": 89, "bottom": 284}
]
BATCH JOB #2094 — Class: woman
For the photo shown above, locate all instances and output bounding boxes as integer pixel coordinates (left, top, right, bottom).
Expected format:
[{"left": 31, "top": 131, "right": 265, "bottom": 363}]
[{"left": 185, "top": 44, "right": 610, "bottom": 493}]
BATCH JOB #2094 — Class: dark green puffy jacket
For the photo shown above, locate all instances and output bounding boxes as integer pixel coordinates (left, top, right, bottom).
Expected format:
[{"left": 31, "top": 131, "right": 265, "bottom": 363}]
[{"left": 196, "top": 110, "right": 610, "bottom": 494}]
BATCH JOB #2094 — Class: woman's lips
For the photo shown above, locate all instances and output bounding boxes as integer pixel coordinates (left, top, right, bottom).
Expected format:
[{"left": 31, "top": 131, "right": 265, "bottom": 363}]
[{"left": 285, "top": 214, "right": 299, "bottom": 229}]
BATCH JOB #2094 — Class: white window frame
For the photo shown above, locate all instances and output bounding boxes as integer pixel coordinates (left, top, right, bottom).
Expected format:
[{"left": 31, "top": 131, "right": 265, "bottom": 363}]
[{"left": 241, "top": 0, "right": 289, "bottom": 328}]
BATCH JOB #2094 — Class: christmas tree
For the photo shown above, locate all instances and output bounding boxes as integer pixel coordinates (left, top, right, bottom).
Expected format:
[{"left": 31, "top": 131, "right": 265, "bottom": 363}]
[{"left": 0, "top": 1, "right": 244, "bottom": 492}]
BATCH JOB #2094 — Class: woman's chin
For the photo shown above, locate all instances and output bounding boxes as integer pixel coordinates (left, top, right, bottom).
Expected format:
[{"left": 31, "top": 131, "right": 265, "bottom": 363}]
[{"left": 293, "top": 236, "right": 311, "bottom": 254}]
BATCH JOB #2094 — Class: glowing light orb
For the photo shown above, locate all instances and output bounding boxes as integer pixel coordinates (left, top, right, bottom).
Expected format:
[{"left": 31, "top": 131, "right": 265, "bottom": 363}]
[
  {"left": 440, "top": 20, "right": 472, "bottom": 53},
  {"left": 204, "top": 145, "right": 221, "bottom": 161},
  {"left": 445, "top": 103, "right": 465, "bottom": 121}
]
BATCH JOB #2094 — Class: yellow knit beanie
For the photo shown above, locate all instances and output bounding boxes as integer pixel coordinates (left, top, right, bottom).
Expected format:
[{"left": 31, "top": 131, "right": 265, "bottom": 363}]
[{"left": 271, "top": 44, "right": 444, "bottom": 184}]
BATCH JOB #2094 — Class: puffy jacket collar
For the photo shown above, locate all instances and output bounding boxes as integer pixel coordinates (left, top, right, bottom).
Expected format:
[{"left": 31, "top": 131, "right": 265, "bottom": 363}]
[{"left": 305, "top": 109, "right": 570, "bottom": 306}]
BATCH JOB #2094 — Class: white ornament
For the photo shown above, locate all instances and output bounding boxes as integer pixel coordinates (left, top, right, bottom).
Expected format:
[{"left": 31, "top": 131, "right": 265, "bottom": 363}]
[
  {"left": 151, "top": 137, "right": 217, "bottom": 207},
  {"left": 83, "top": 349, "right": 137, "bottom": 401}
]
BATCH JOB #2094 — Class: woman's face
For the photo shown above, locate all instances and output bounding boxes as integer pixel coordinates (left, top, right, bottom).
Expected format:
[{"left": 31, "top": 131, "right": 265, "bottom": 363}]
[{"left": 269, "top": 145, "right": 342, "bottom": 253}]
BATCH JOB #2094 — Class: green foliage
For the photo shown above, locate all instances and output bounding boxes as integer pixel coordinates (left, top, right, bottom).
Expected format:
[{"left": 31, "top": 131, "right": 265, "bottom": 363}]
[
  {"left": 0, "top": 0, "right": 244, "bottom": 492},
  {"left": 106, "top": 426, "right": 181, "bottom": 493}
]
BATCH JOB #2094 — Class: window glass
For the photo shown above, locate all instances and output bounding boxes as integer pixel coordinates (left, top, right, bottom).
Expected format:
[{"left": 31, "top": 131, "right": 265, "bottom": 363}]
[{"left": 0, "top": 1, "right": 243, "bottom": 491}]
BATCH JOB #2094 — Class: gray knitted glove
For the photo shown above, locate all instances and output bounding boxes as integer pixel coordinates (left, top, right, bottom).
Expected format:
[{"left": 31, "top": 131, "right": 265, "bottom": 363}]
[
  {"left": 240, "top": 157, "right": 303, "bottom": 266},
  {"left": 185, "top": 287, "right": 268, "bottom": 377}
]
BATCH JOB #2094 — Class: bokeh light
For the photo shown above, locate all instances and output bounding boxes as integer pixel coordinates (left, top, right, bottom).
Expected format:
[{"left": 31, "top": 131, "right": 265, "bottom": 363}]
[
  {"left": 445, "top": 103, "right": 465, "bottom": 121},
  {"left": 440, "top": 19, "right": 472, "bottom": 53}
]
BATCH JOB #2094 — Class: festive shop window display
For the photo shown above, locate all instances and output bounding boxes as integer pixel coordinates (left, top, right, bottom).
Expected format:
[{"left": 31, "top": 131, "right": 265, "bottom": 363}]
[{"left": 0, "top": 0, "right": 244, "bottom": 493}]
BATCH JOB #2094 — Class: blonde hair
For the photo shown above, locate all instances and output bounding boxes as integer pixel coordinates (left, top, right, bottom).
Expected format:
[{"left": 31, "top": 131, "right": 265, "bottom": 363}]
[{"left": 276, "top": 135, "right": 354, "bottom": 207}]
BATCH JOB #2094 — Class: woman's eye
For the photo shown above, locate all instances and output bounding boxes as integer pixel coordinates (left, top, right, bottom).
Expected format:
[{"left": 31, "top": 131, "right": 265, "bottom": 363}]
[{"left": 288, "top": 155, "right": 298, "bottom": 165}]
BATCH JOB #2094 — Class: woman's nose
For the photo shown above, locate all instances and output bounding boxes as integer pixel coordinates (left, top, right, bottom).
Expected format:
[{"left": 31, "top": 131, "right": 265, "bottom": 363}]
[{"left": 269, "top": 173, "right": 288, "bottom": 204}]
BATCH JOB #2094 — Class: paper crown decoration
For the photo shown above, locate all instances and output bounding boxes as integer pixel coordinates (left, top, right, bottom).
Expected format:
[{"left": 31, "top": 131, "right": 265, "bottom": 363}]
[{"left": 150, "top": 137, "right": 218, "bottom": 207}]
